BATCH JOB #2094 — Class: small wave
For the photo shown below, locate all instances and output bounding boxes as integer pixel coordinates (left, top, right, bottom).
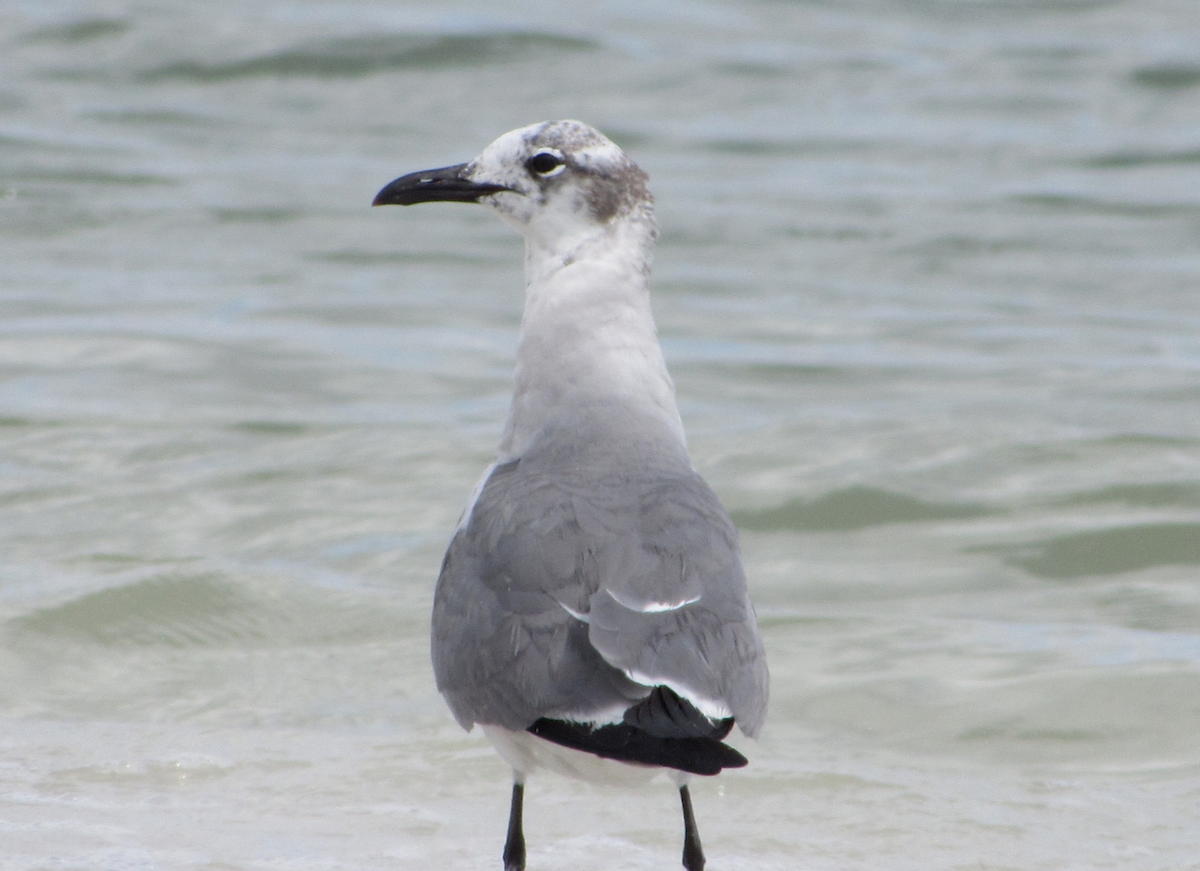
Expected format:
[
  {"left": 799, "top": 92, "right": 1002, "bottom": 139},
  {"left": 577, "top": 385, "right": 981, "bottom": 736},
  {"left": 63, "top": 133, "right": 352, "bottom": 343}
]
[
  {"left": 12, "top": 574, "right": 271, "bottom": 648},
  {"left": 1049, "top": 482, "right": 1200, "bottom": 510},
  {"left": 211, "top": 207, "right": 302, "bottom": 224},
  {"left": 87, "top": 109, "right": 226, "bottom": 128},
  {"left": 1013, "top": 192, "right": 1196, "bottom": 218},
  {"left": 8, "top": 167, "right": 175, "bottom": 187},
  {"left": 9, "top": 571, "right": 404, "bottom": 650},
  {"left": 1130, "top": 63, "right": 1200, "bottom": 91},
  {"left": 1083, "top": 147, "right": 1200, "bottom": 169},
  {"left": 309, "top": 249, "right": 501, "bottom": 267},
  {"left": 22, "top": 18, "right": 130, "bottom": 44},
  {"left": 733, "top": 485, "right": 992, "bottom": 533},
  {"left": 228, "top": 421, "right": 312, "bottom": 436},
  {"left": 698, "top": 137, "right": 875, "bottom": 157},
  {"left": 1008, "top": 522, "right": 1200, "bottom": 579},
  {"left": 139, "top": 32, "right": 598, "bottom": 82}
]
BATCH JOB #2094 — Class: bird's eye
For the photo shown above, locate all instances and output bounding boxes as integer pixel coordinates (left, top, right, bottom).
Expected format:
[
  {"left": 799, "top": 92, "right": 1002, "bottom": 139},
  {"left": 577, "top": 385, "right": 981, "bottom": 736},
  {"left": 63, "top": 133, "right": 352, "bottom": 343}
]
[{"left": 527, "top": 150, "right": 565, "bottom": 176}]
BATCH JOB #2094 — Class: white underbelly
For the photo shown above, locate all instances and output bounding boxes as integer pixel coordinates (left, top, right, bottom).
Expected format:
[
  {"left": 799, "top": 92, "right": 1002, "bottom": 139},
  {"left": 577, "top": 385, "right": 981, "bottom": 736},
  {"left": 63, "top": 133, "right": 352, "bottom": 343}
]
[{"left": 482, "top": 725, "right": 679, "bottom": 787}]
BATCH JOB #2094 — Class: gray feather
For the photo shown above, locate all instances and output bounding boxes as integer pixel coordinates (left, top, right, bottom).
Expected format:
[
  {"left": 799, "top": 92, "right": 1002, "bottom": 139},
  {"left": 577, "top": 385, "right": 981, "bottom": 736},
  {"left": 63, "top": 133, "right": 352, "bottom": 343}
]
[{"left": 432, "top": 453, "right": 769, "bottom": 737}]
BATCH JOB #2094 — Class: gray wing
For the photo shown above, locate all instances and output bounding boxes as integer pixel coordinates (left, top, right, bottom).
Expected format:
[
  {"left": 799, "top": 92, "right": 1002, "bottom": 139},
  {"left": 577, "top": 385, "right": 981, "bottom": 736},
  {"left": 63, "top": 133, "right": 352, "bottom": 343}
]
[{"left": 431, "top": 457, "right": 768, "bottom": 737}]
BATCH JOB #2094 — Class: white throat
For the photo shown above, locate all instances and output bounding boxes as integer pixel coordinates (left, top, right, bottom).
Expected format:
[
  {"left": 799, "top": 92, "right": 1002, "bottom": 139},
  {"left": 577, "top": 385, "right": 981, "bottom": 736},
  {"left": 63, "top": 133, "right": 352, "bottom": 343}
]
[{"left": 497, "top": 217, "right": 688, "bottom": 466}]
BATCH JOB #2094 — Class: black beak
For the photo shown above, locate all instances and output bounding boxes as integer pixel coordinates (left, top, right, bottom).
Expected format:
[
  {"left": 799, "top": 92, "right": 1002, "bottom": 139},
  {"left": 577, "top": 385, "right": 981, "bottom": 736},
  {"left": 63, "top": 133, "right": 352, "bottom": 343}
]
[{"left": 372, "top": 162, "right": 512, "bottom": 207}]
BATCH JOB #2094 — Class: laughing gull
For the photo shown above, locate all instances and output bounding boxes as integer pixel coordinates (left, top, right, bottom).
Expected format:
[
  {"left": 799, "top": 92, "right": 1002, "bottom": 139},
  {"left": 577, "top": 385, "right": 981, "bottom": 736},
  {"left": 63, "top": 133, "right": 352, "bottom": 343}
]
[{"left": 373, "top": 120, "right": 768, "bottom": 871}]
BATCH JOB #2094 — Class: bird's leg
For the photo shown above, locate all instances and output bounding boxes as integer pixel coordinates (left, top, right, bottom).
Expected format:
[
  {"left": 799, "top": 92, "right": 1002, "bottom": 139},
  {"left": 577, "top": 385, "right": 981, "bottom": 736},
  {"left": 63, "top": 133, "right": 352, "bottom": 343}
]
[
  {"left": 503, "top": 780, "right": 526, "bottom": 871},
  {"left": 679, "top": 784, "right": 705, "bottom": 871}
]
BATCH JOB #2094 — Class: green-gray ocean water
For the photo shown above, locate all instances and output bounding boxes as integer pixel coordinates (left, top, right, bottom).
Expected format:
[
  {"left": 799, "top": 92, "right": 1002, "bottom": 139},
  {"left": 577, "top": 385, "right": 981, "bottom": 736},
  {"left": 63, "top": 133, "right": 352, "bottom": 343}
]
[{"left": 3, "top": 1, "right": 1199, "bottom": 868}]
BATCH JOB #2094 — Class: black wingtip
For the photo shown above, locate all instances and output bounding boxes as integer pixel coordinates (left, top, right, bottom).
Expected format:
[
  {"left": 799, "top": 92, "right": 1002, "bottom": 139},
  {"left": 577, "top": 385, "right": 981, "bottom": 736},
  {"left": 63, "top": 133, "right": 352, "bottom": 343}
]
[
  {"left": 623, "top": 686, "right": 735, "bottom": 740},
  {"left": 527, "top": 717, "right": 748, "bottom": 776}
]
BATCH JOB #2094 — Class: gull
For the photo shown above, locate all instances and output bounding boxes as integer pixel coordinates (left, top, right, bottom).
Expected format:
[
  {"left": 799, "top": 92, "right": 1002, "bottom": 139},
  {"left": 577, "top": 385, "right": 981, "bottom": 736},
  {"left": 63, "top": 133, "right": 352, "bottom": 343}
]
[{"left": 373, "top": 120, "right": 768, "bottom": 871}]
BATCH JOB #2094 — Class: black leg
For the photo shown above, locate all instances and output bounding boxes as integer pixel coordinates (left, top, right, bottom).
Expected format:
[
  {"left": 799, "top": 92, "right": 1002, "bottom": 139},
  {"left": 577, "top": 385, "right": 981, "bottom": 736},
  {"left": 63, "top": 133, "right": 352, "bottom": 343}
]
[
  {"left": 679, "top": 784, "right": 705, "bottom": 871},
  {"left": 503, "top": 781, "right": 526, "bottom": 871}
]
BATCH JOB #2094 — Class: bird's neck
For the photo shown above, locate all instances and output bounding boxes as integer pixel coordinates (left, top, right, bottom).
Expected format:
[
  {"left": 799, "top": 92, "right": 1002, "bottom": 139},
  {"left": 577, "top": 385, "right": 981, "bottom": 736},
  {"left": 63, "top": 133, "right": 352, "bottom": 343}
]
[{"left": 497, "top": 222, "right": 688, "bottom": 467}]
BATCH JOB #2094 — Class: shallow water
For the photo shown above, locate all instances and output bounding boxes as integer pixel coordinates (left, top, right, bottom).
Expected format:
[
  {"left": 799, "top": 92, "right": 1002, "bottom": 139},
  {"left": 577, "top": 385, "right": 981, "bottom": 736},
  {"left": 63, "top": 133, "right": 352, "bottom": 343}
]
[{"left": 3, "top": 1, "right": 1200, "bottom": 868}]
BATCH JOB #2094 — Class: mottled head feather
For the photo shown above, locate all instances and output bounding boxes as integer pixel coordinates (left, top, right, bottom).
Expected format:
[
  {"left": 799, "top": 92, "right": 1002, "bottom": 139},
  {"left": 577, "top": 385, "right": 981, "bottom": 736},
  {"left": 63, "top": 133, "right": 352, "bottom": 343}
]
[{"left": 463, "top": 120, "right": 654, "bottom": 240}]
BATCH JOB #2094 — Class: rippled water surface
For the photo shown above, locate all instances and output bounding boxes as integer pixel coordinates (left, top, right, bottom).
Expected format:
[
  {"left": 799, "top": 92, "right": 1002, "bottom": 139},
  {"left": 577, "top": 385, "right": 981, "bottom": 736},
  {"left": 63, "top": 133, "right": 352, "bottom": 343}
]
[{"left": 3, "top": 1, "right": 1200, "bottom": 869}]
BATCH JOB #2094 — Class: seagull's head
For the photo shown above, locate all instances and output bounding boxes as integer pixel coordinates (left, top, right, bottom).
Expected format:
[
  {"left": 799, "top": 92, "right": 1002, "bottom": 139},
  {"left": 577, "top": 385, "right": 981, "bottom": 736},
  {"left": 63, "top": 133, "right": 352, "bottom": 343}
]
[{"left": 374, "top": 120, "right": 654, "bottom": 253}]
